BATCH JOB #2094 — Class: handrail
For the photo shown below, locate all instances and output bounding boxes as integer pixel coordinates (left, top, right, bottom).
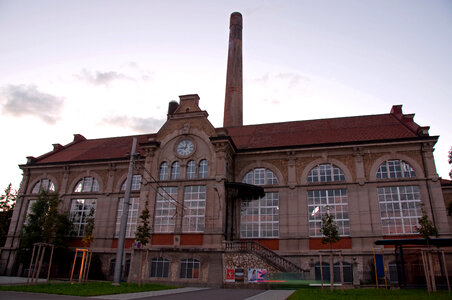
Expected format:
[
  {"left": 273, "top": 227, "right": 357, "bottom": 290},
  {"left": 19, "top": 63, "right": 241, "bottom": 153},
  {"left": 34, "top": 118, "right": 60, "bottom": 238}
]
[{"left": 224, "top": 241, "right": 304, "bottom": 273}]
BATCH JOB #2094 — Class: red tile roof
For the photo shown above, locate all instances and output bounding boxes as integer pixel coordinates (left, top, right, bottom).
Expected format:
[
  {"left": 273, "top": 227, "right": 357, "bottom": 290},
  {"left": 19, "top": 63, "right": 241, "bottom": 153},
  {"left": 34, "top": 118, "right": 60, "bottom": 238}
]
[
  {"left": 226, "top": 113, "right": 423, "bottom": 150},
  {"left": 29, "top": 107, "right": 434, "bottom": 165}
]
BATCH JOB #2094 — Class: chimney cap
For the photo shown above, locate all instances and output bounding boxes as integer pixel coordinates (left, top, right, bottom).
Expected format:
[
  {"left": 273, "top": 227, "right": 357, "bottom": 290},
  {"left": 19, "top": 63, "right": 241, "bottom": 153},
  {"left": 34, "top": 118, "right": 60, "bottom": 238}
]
[{"left": 230, "top": 12, "right": 242, "bottom": 27}]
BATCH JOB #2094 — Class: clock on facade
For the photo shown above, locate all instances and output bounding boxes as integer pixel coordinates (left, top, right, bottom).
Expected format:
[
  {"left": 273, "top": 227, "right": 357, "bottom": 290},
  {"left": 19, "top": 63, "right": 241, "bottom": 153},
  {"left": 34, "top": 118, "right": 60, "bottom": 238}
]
[{"left": 176, "top": 139, "right": 195, "bottom": 156}]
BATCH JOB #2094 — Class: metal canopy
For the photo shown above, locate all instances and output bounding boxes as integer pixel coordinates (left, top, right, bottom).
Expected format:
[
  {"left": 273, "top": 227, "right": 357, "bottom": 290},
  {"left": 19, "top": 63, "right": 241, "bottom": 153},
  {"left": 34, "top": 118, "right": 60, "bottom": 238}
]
[
  {"left": 225, "top": 182, "right": 265, "bottom": 200},
  {"left": 374, "top": 238, "right": 452, "bottom": 247}
]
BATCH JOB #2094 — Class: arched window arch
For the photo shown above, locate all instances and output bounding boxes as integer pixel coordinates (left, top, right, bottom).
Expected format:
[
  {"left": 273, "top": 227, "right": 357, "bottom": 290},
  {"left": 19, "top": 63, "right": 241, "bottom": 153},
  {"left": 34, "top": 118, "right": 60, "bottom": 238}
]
[
  {"left": 198, "top": 160, "right": 208, "bottom": 179},
  {"left": 74, "top": 177, "right": 99, "bottom": 192},
  {"left": 171, "top": 161, "right": 180, "bottom": 179},
  {"left": 242, "top": 168, "right": 278, "bottom": 185},
  {"left": 376, "top": 159, "right": 416, "bottom": 179},
  {"left": 150, "top": 257, "right": 170, "bottom": 278},
  {"left": 31, "top": 178, "right": 55, "bottom": 194},
  {"left": 186, "top": 160, "right": 196, "bottom": 179},
  {"left": 307, "top": 163, "right": 345, "bottom": 183},
  {"left": 159, "top": 162, "right": 169, "bottom": 180},
  {"left": 121, "top": 175, "right": 142, "bottom": 191}
]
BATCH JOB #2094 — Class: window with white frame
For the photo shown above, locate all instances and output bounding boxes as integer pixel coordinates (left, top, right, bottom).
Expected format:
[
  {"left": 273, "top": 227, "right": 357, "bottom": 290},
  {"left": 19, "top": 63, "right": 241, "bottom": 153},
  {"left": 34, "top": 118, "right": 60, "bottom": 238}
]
[
  {"left": 308, "top": 189, "right": 349, "bottom": 237},
  {"left": 150, "top": 257, "right": 170, "bottom": 278},
  {"left": 180, "top": 259, "right": 200, "bottom": 279},
  {"left": 74, "top": 177, "right": 99, "bottom": 193},
  {"left": 31, "top": 179, "right": 55, "bottom": 194},
  {"left": 121, "top": 175, "right": 142, "bottom": 191},
  {"left": 378, "top": 186, "right": 422, "bottom": 235},
  {"left": 171, "top": 161, "right": 180, "bottom": 179},
  {"left": 242, "top": 168, "right": 278, "bottom": 185},
  {"left": 115, "top": 197, "right": 140, "bottom": 238},
  {"left": 159, "top": 162, "right": 169, "bottom": 180},
  {"left": 186, "top": 160, "right": 196, "bottom": 179},
  {"left": 240, "top": 192, "right": 279, "bottom": 238},
  {"left": 198, "top": 160, "right": 208, "bottom": 179},
  {"left": 182, "top": 186, "right": 205, "bottom": 232},
  {"left": 307, "top": 164, "right": 345, "bottom": 183},
  {"left": 154, "top": 187, "right": 178, "bottom": 232},
  {"left": 376, "top": 160, "right": 416, "bottom": 179},
  {"left": 70, "top": 199, "right": 96, "bottom": 237}
]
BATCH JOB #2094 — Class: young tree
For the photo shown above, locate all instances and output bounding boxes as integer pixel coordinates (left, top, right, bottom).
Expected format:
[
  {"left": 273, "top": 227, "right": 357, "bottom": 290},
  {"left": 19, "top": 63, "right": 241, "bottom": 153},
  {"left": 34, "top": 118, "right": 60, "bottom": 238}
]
[
  {"left": 0, "top": 184, "right": 17, "bottom": 246},
  {"left": 320, "top": 212, "right": 341, "bottom": 290},
  {"left": 135, "top": 201, "right": 152, "bottom": 286},
  {"left": 19, "top": 191, "right": 74, "bottom": 266},
  {"left": 415, "top": 206, "right": 438, "bottom": 246},
  {"left": 82, "top": 207, "right": 95, "bottom": 247}
]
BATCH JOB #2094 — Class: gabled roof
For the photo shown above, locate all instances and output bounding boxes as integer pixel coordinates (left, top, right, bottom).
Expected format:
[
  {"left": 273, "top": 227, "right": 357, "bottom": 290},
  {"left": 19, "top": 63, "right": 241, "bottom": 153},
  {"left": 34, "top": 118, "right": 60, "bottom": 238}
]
[
  {"left": 226, "top": 112, "right": 427, "bottom": 150},
  {"left": 24, "top": 105, "right": 435, "bottom": 166}
]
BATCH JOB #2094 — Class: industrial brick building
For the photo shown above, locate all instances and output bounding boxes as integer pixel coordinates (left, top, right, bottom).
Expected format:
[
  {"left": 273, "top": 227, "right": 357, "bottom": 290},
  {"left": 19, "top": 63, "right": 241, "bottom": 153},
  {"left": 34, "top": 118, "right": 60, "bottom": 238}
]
[{"left": 1, "top": 12, "right": 451, "bottom": 286}]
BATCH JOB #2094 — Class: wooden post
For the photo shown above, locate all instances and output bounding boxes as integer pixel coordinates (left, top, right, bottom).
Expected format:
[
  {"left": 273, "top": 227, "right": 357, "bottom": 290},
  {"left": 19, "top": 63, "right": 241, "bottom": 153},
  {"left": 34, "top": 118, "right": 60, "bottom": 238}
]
[
  {"left": 339, "top": 252, "right": 344, "bottom": 290},
  {"left": 428, "top": 250, "right": 437, "bottom": 292},
  {"left": 34, "top": 245, "right": 46, "bottom": 284},
  {"left": 70, "top": 250, "right": 77, "bottom": 283},
  {"left": 421, "top": 250, "right": 431, "bottom": 293},
  {"left": 320, "top": 253, "right": 324, "bottom": 291},
  {"left": 27, "top": 244, "right": 37, "bottom": 285},
  {"left": 46, "top": 245, "right": 54, "bottom": 283},
  {"left": 441, "top": 251, "right": 450, "bottom": 293},
  {"left": 79, "top": 250, "right": 86, "bottom": 283}
]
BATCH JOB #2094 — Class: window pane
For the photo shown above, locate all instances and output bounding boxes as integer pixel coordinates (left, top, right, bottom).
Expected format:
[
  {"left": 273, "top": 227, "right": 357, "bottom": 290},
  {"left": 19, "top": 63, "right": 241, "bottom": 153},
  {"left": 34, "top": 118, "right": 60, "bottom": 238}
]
[{"left": 70, "top": 199, "right": 96, "bottom": 237}]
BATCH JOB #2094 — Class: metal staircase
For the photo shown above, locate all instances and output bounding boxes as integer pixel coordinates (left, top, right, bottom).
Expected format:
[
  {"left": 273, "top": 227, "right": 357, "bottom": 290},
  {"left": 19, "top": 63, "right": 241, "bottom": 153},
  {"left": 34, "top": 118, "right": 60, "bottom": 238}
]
[{"left": 224, "top": 240, "right": 304, "bottom": 273}]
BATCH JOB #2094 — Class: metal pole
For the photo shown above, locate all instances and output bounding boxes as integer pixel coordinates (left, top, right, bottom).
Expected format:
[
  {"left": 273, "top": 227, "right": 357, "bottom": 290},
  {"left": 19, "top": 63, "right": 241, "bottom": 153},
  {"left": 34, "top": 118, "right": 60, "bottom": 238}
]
[{"left": 113, "top": 137, "right": 137, "bottom": 285}]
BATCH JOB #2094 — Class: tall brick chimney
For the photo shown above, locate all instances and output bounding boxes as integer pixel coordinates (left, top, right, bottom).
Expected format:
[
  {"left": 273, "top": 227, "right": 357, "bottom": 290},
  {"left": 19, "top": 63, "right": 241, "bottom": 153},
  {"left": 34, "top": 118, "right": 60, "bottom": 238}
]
[{"left": 223, "top": 12, "right": 243, "bottom": 128}]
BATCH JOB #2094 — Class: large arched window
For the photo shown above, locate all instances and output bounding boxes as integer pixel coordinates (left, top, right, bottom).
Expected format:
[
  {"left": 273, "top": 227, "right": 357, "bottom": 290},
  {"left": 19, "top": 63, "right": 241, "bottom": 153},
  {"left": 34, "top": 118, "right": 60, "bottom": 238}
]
[
  {"left": 159, "top": 162, "right": 169, "bottom": 180},
  {"left": 74, "top": 177, "right": 99, "bottom": 193},
  {"left": 307, "top": 163, "right": 345, "bottom": 183},
  {"left": 306, "top": 164, "right": 349, "bottom": 237},
  {"left": 242, "top": 168, "right": 278, "bottom": 185},
  {"left": 376, "top": 160, "right": 416, "bottom": 179},
  {"left": 186, "top": 160, "right": 196, "bottom": 179},
  {"left": 31, "top": 178, "right": 55, "bottom": 194},
  {"left": 198, "top": 160, "right": 208, "bottom": 179},
  {"left": 121, "top": 175, "right": 142, "bottom": 191},
  {"left": 171, "top": 161, "right": 180, "bottom": 179},
  {"left": 241, "top": 168, "right": 279, "bottom": 238}
]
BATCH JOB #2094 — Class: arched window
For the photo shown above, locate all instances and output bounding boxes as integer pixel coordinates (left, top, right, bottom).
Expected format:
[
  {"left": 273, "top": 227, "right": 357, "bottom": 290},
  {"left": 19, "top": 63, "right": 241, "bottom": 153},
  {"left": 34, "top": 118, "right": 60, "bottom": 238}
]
[
  {"left": 180, "top": 259, "right": 200, "bottom": 279},
  {"left": 307, "top": 164, "right": 345, "bottom": 183},
  {"left": 150, "top": 257, "right": 170, "bottom": 278},
  {"left": 198, "top": 160, "right": 208, "bottom": 179},
  {"left": 159, "top": 162, "right": 169, "bottom": 180},
  {"left": 242, "top": 168, "right": 278, "bottom": 185},
  {"left": 171, "top": 161, "right": 180, "bottom": 179},
  {"left": 121, "top": 175, "right": 142, "bottom": 191},
  {"left": 315, "top": 262, "right": 353, "bottom": 283},
  {"left": 74, "top": 177, "right": 99, "bottom": 192},
  {"left": 186, "top": 160, "right": 196, "bottom": 179},
  {"left": 376, "top": 160, "right": 416, "bottom": 179},
  {"left": 31, "top": 178, "right": 55, "bottom": 194}
]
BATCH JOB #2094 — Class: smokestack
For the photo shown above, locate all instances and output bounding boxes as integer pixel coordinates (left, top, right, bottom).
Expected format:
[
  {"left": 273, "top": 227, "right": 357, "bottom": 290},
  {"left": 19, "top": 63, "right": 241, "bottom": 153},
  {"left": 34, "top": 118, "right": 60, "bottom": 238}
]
[{"left": 223, "top": 12, "right": 243, "bottom": 127}]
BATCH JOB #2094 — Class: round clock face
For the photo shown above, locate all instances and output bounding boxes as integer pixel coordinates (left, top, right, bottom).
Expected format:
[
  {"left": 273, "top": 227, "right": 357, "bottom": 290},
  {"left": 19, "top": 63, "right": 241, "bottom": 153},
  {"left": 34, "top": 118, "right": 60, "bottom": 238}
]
[{"left": 176, "top": 139, "right": 195, "bottom": 156}]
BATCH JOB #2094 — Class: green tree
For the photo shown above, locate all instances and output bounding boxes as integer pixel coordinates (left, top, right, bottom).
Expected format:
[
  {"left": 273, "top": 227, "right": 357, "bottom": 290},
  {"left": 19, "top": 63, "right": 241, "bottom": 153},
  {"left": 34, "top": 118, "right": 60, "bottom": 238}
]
[
  {"left": 82, "top": 207, "right": 95, "bottom": 247},
  {"left": 19, "top": 191, "right": 74, "bottom": 264},
  {"left": 135, "top": 201, "right": 152, "bottom": 247},
  {"left": 0, "top": 183, "right": 17, "bottom": 246},
  {"left": 320, "top": 211, "right": 341, "bottom": 290},
  {"left": 135, "top": 201, "right": 152, "bottom": 286},
  {"left": 415, "top": 206, "right": 438, "bottom": 245}
]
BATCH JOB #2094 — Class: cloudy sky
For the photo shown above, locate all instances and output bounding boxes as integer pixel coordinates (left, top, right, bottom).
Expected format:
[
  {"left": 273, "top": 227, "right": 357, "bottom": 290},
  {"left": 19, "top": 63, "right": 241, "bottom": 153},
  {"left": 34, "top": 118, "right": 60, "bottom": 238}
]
[{"left": 0, "top": 0, "right": 451, "bottom": 192}]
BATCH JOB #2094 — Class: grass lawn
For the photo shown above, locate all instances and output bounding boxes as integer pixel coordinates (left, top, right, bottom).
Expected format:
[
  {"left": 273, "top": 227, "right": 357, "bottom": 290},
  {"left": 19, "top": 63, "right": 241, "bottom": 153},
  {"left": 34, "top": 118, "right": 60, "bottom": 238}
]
[
  {"left": 288, "top": 288, "right": 452, "bottom": 300},
  {"left": 0, "top": 281, "right": 178, "bottom": 296}
]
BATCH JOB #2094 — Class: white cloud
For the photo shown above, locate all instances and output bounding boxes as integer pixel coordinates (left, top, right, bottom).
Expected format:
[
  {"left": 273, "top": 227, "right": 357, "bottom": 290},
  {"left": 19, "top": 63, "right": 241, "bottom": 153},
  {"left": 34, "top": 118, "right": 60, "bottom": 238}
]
[
  {"left": 102, "top": 115, "right": 165, "bottom": 133},
  {"left": 0, "top": 84, "right": 64, "bottom": 124}
]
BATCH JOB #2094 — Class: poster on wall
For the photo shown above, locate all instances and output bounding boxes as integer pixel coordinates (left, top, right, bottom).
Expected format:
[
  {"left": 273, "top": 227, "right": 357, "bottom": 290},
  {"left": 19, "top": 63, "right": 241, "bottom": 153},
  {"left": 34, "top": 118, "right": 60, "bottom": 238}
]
[
  {"left": 235, "top": 268, "right": 244, "bottom": 282},
  {"left": 225, "top": 268, "right": 235, "bottom": 282},
  {"left": 248, "top": 269, "right": 267, "bottom": 282}
]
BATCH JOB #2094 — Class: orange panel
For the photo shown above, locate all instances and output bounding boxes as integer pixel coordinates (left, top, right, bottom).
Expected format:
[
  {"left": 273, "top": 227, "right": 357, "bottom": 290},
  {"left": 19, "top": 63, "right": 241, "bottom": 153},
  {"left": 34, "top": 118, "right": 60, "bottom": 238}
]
[
  {"left": 309, "top": 237, "right": 352, "bottom": 250},
  {"left": 151, "top": 234, "right": 174, "bottom": 245},
  {"left": 180, "top": 234, "right": 203, "bottom": 246}
]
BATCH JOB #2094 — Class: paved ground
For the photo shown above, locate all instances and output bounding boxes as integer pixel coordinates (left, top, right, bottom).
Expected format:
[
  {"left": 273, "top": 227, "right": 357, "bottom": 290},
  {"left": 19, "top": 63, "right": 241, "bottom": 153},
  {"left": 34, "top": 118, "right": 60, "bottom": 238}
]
[{"left": 0, "top": 277, "right": 295, "bottom": 300}]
